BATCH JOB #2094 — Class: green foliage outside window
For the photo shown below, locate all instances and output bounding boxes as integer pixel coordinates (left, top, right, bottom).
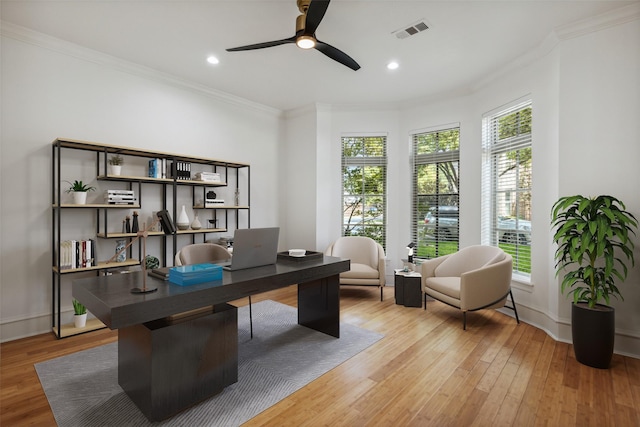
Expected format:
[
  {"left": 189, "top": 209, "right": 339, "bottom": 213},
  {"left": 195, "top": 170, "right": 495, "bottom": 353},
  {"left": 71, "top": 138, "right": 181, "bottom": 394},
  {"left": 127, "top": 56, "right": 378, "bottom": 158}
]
[{"left": 342, "top": 136, "right": 387, "bottom": 248}]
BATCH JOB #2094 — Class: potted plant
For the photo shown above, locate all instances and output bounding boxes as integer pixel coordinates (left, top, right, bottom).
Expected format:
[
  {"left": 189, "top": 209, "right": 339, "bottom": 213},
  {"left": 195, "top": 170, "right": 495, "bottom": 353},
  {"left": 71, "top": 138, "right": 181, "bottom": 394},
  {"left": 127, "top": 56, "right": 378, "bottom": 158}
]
[
  {"left": 551, "top": 195, "right": 637, "bottom": 368},
  {"left": 109, "top": 154, "right": 124, "bottom": 176},
  {"left": 72, "top": 299, "right": 88, "bottom": 328},
  {"left": 65, "top": 180, "right": 96, "bottom": 205}
]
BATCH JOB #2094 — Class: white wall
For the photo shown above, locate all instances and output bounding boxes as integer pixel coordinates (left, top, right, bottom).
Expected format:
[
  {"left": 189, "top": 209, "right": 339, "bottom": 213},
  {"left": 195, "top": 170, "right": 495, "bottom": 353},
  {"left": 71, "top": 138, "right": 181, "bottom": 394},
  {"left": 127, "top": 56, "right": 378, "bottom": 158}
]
[
  {"left": 0, "top": 30, "right": 282, "bottom": 341},
  {"left": 2, "top": 11, "right": 639, "bottom": 358},
  {"left": 556, "top": 18, "right": 640, "bottom": 352},
  {"left": 300, "top": 15, "right": 639, "bottom": 356}
]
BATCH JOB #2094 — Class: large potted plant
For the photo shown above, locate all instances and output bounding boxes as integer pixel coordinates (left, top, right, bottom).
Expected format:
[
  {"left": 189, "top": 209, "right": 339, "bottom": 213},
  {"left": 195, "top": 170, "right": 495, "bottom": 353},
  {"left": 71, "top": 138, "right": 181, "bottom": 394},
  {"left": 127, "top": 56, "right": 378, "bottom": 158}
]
[
  {"left": 65, "top": 180, "right": 96, "bottom": 205},
  {"left": 551, "top": 195, "right": 637, "bottom": 368}
]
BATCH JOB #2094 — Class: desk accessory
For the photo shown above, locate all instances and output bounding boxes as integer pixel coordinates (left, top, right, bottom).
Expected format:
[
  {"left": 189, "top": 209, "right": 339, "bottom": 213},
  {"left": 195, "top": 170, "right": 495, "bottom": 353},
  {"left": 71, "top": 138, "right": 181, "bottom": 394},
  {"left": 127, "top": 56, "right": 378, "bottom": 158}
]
[{"left": 107, "top": 210, "right": 176, "bottom": 294}]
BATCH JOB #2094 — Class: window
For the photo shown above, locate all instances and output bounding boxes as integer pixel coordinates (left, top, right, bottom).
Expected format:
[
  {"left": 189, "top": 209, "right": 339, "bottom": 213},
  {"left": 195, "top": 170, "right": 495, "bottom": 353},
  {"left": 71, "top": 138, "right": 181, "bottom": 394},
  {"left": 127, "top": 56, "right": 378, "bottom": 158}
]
[
  {"left": 482, "top": 100, "right": 532, "bottom": 277},
  {"left": 412, "top": 126, "right": 460, "bottom": 259},
  {"left": 341, "top": 135, "right": 387, "bottom": 249}
]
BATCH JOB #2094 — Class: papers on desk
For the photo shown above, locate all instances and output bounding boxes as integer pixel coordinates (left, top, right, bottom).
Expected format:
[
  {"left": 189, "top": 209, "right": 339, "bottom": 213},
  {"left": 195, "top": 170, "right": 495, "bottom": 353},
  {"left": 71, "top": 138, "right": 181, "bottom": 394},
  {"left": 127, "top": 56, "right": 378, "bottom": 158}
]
[{"left": 168, "top": 263, "right": 223, "bottom": 286}]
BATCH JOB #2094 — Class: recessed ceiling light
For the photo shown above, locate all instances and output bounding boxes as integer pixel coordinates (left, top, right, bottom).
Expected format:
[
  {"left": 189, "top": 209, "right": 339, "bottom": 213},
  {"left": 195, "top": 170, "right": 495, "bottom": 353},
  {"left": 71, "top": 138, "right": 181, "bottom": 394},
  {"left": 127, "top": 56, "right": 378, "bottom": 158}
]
[
  {"left": 387, "top": 61, "right": 399, "bottom": 70},
  {"left": 207, "top": 56, "right": 220, "bottom": 65}
]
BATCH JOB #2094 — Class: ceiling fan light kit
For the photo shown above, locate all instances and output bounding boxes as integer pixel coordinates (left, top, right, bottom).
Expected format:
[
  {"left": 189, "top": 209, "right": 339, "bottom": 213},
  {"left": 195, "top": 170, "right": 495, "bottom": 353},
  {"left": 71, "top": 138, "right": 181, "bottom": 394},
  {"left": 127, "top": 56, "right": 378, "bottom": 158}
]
[
  {"left": 226, "top": 0, "right": 360, "bottom": 71},
  {"left": 296, "top": 35, "right": 316, "bottom": 49}
]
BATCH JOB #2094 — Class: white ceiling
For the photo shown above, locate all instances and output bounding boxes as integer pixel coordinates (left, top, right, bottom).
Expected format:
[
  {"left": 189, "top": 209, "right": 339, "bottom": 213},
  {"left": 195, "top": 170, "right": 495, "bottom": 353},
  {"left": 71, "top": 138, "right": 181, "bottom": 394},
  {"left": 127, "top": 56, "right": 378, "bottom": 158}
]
[{"left": 2, "top": 1, "right": 637, "bottom": 111}]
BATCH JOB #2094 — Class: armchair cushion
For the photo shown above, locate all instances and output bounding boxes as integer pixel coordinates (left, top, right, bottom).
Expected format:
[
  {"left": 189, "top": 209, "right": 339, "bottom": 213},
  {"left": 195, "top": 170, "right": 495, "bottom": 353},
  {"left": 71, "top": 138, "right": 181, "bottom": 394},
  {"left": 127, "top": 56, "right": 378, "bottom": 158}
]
[
  {"left": 325, "top": 236, "right": 386, "bottom": 288},
  {"left": 421, "top": 245, "right": 516, "bottom": 328}
]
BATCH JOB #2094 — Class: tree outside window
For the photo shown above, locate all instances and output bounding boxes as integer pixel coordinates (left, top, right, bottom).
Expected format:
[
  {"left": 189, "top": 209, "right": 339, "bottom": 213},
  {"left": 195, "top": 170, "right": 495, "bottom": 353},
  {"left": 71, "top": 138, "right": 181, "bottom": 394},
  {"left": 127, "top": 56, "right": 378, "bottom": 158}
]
[
  {"left": 483, "top": 102, "right": 532, "bottom": 276},
  {"left": 412, "top": 127, "right": 460, "bottom": 259},
  {"left": 341, "top": 136, "right": 387, "bottom": 248}
]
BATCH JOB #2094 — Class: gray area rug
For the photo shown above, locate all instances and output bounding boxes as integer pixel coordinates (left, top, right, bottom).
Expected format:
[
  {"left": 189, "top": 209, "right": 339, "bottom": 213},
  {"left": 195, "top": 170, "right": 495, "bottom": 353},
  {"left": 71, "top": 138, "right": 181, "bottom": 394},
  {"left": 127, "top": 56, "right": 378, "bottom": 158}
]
[{"left": 35, "top": 300, "right": 383, "bottom": 426}]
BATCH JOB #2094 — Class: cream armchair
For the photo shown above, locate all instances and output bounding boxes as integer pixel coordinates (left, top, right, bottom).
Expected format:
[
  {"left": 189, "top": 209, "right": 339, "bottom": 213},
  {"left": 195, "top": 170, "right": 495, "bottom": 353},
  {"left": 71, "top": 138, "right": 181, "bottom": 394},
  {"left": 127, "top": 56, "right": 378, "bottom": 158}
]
[
  {"left": 175, "top": 243, "right": 231, "bottom": 266},
  {"left": 174, "top": 243, "right": 254, "bottom": 338},
  {"left": 325, "top": 236, "right": 386, "bottom": 301},
  {"left": 421, "top": 245, "right": 519, "bottom": 330}
]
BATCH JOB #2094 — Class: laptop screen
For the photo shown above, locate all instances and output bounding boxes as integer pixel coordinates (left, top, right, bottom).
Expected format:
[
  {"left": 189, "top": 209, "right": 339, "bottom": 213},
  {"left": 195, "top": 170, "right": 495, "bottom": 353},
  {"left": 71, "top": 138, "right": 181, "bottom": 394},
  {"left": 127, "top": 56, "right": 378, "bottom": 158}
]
[{"left": 225, "top": 227, "right": 280, "bottom": 271}]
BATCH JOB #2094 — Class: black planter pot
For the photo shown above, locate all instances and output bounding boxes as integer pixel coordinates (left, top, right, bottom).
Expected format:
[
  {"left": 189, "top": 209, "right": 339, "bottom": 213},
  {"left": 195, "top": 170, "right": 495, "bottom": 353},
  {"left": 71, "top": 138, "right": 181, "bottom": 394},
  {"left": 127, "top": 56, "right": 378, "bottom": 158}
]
[{"left": 571, "top": 302, "right": 615, "bottom": 369}]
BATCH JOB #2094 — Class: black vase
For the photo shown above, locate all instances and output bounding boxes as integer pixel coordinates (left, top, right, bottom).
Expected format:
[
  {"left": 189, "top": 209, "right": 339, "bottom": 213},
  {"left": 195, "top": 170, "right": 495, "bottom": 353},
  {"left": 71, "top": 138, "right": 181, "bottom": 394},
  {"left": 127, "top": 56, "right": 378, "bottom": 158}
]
[{"left": 571, "top": 302, "right": 615, "bottom": 369}]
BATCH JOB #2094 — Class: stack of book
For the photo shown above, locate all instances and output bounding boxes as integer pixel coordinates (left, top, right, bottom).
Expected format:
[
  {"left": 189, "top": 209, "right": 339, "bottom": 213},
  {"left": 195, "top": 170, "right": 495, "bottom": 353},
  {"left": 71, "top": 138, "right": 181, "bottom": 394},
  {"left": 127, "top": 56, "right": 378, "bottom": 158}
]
[
  {"left": 168, "top": 263, "right": 223, "bottom": 286},
  {"left": 205, "top": 197, "right": 225, "bottom": 207},
  {"left": 194, "top": 172, "right": 221, "bottom": 182},
  {"left": 104, "top": 190, "right": 136, "bottom": 205}
]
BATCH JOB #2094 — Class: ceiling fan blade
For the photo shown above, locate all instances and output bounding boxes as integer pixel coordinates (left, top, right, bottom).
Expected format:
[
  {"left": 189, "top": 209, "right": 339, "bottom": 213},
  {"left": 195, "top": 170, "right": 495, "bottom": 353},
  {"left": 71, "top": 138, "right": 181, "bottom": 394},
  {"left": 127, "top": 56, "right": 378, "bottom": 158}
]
[
  {"left": 315, "top": 40, "right": 360, "bottom": 71},
  {"left": 226, "top": 36, "right": 296, "bottom": 52},
  {"left": 304, "top": 0, "right": 330, "bottom": 35}
]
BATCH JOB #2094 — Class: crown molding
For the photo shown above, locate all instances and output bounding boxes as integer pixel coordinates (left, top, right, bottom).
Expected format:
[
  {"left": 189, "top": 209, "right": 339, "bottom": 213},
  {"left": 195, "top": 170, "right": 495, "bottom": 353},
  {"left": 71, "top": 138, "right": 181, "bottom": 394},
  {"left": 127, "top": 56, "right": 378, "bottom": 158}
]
[
  {"left": 0, "top": 21, "right": 283, "bottom": 118},
  {"left": 555, "top": 2, "right": 640, "bottom": 40},
  {"left": 470, "top": 3, "right": 639, "bottom": 95}
]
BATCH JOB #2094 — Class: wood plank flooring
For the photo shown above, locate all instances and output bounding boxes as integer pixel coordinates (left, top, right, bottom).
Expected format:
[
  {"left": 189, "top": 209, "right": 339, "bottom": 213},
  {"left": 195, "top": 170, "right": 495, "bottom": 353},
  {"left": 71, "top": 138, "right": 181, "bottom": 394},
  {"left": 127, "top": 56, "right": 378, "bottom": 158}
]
[{"left": 2, "top": 285, "right": 639, "bottom": 426}]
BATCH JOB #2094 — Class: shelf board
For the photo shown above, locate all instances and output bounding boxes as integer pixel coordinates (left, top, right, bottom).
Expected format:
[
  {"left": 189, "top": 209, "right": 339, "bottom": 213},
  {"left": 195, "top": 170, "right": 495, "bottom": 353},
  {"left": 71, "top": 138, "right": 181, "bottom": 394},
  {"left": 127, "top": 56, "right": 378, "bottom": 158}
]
[
  {"left": 54, "top": 138, "right": 250, "bottom": 168},
  {"left": 98, "top": 174, "right": 173, "bottom": 184},
  {"left": 97, "top": 231, "right": 165, "bottom": 239},
  {"left": 193, "top": 205, "right": 250, "bottom": 210},
  {"left": 53, "top": 318, "right": 106, "bottom": 338},
  {"left": 53, "top": 203, "right": 141, "bottom": 209},
  {"left": 53, "top": 258, "right": 140, "bottom": 273},
  {"left": 176, "top": 228, "right": 226, "bottom": 235}
]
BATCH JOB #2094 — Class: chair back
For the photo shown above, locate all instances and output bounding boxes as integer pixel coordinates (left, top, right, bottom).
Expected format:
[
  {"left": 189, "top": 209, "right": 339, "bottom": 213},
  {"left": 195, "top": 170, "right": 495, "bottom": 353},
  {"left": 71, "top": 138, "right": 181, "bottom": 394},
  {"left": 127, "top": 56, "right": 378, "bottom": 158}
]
[
  {"left": 176, "top": 243, "right": 231, "bottom": 266},
  {"left": 330, "top": 236, "right": 379, "bottom": 268},
  {"left": 435, "top": 245, "right": 506, "bottom": 277}
]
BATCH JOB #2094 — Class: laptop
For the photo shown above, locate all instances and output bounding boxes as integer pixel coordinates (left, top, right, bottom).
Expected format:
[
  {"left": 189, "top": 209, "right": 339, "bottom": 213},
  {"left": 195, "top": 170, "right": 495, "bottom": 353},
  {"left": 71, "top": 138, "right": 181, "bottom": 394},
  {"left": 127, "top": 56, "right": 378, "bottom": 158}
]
[{"left": 219, "top": 227, "right": 280, "bottom": 271}]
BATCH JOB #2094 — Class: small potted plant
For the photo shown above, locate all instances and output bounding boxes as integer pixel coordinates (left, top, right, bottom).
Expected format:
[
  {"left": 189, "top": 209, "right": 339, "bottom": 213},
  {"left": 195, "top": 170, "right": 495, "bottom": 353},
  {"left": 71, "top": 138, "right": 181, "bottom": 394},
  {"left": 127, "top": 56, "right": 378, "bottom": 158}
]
[
  {"left": 65, "top": 180, "right": 96, "bottom": 205},
  {"left": 109, "top": 154, "right": 124, "bottom": 176},
  {"left": 72, "top": 299, "right": 88, "bottom": 328},
  {"left": 551, "top": 195, "right": 637, "bottom": 368}
]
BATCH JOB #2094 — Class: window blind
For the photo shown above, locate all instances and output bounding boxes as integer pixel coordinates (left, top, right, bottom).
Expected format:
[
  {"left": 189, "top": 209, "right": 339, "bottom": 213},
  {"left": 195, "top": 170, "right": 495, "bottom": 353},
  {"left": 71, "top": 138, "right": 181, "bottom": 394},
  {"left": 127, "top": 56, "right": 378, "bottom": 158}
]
[
  {"left": 411, "top": 126, "right": 460, "bottom": 259},
  {"left": 482, "top": 100, "right": 532, "bottom": 277},
  {"left": 341, "top": 135, "right": 387, "bottom": 249}
]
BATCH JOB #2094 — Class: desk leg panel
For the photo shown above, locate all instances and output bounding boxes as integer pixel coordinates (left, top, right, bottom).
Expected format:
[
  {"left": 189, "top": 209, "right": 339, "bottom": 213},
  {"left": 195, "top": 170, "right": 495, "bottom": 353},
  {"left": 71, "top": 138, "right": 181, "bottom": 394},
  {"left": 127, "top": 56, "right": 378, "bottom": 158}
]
[
  {"left": 118, "top": 303, "right": 238, "bottom": 421},
  {"left": 298, "top": 274, "right": 340, "bottom": 338}
]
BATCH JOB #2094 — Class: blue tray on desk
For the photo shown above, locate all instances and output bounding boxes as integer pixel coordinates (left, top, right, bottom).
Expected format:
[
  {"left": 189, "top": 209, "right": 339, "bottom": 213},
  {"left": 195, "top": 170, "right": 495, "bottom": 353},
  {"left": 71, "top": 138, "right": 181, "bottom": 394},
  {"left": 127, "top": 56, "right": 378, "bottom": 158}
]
[{"left": 168, "top": 263, "right": 222, "bottom": 286}]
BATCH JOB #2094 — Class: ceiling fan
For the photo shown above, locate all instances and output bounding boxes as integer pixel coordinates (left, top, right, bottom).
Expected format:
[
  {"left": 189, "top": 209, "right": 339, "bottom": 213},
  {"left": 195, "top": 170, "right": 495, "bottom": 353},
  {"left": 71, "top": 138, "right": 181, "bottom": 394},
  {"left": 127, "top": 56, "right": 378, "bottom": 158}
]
[{"left": 226, "top": 0, "right": 360, "bottom": 71}]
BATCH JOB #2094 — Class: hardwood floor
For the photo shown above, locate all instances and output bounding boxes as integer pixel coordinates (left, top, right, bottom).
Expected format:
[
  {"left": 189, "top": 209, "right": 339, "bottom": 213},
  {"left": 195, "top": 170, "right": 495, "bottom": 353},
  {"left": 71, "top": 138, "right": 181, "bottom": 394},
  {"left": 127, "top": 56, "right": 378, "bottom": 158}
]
[{"left": 2, "top": 285, "right": 639, "bottom": 426}]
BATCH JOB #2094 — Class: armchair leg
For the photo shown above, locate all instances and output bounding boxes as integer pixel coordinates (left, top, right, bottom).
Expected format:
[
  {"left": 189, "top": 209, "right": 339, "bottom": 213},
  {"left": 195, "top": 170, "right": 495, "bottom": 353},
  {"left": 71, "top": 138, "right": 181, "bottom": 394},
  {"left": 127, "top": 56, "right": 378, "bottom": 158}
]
[
  {"left": 424, "top": 293, "right": 427, "bottom": 310},
  {"left": 249, "top": 295, "right": 253, "bottom": 339},
  {"left": 463, "top": 312, "right": 467, "bottom": 330},
  {"left": 508, "top": 289, "right": 520, "bottom": 325},
  {"left": 380, "top": 286, "right": 383, "bottom": 302}
]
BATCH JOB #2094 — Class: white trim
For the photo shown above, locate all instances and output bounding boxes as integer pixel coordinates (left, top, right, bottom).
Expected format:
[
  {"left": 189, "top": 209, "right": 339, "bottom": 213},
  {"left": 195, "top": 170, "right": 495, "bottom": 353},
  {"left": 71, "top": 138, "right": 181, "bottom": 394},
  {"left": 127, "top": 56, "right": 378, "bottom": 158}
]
[
  {"left": 481, "top": 94, "right": 533, "bottom": 119},
  {"left": 341, "top": 132, "right": 389, "bottom": 138},
  {"left": 555, "top": 3, "right": 640, "bottom": 41},
  {"left": 409, "top": 122, "right": 461, "bottom": 137},
  {"left": 0, "top": 21, "right": 282, "bottom": 117}
]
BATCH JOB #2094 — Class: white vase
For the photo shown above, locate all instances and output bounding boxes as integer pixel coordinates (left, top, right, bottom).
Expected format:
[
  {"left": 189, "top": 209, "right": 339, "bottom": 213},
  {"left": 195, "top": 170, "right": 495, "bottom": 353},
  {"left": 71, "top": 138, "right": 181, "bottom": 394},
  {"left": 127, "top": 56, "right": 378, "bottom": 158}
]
[
  {"left": 74, "top": 313, "right": 87, "bottom": 328},
  {"left": 177, "top": 205, "right": 190, "bottom": 230},
  {"left": 191, "top": 215, "right": 202, "bottom": 230},
  {"left": 72, "top": 191, "right": 87, "bottom": 205},
  {"left": 109, "top": 165, "right": 122, "bottom": 176}
]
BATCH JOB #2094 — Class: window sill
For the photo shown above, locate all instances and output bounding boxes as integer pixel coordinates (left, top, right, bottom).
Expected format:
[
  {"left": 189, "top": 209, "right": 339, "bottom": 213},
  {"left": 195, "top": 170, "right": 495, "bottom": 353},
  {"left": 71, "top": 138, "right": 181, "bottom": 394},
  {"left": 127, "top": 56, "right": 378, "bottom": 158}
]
[{"left": 512, "top": 273, "right": 532, "bottom": 290}]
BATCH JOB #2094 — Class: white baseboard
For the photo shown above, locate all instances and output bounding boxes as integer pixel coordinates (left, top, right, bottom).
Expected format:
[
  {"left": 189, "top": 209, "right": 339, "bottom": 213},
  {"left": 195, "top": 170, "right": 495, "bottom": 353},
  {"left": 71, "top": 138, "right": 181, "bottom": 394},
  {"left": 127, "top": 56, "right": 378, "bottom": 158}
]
[{"left": 498, "top": 303, "right": 640, "bottom": 359}]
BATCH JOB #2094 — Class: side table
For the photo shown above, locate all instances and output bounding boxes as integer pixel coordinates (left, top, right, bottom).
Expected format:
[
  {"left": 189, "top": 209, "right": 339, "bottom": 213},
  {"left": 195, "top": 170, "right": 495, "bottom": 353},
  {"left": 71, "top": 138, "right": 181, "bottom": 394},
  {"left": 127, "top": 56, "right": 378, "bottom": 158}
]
[{"left": 394, "top": 270, "right": 422, "bottom": 308}]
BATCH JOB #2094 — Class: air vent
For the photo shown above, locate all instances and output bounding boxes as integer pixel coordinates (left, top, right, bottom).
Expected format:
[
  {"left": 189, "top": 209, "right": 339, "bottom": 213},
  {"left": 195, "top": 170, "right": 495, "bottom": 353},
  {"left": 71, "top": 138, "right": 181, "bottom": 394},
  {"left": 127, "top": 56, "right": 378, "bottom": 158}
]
[{"left": 393, "top": 20, "right": 430, "bottom": 39}]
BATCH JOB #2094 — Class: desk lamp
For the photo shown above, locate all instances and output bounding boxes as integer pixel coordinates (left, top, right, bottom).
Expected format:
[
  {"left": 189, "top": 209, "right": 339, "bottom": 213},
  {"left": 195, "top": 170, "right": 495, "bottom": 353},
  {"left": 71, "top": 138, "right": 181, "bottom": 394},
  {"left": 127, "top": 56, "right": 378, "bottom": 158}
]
[
  {"left": 108, "top": 210, "right": 176, "bottom": 294},
  {"left": 406, "top": 242, "right": 416, "bottom": 264}
]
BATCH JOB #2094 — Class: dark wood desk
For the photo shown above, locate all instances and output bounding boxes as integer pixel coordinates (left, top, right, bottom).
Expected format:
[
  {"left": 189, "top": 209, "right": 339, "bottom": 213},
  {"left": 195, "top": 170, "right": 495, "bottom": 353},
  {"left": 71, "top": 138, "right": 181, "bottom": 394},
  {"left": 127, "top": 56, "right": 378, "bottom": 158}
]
[{"left": 72, "top": 256, "right": 349, "bottom": 421}]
